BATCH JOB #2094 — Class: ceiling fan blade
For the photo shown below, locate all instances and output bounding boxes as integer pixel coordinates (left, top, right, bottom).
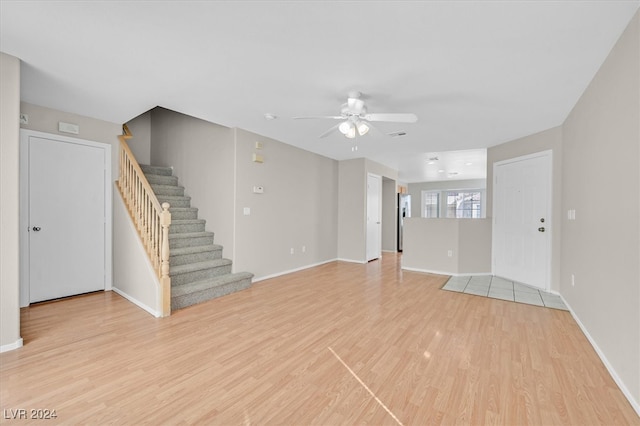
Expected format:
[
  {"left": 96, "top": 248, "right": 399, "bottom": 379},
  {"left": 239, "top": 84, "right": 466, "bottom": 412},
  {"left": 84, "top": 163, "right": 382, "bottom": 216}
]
[
  {"left": 293, "top": 115, "right": 344, "bottom": 120},
  {"left": 364, "top": 113, "right": 418, "bottom": 123},
  {"left": 364, "top": 121, "right": 388, "bottom": 137},
  {"left": 319, "top": 123, "right": 340, "bottom": 138}
]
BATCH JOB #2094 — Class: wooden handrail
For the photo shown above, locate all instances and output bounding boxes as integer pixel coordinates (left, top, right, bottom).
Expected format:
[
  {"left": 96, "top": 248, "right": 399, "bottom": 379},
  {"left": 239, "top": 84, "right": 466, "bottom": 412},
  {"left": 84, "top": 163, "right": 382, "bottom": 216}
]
[{"left": 116, "top": 125, "right": 171, "bottom": 316}]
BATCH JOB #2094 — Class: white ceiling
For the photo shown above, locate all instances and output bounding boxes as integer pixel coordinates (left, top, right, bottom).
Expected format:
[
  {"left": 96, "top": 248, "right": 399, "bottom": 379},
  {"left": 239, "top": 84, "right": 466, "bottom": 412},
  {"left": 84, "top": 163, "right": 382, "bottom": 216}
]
[{"left": 1, "top": 1, "right": 638, "bottom": 183}]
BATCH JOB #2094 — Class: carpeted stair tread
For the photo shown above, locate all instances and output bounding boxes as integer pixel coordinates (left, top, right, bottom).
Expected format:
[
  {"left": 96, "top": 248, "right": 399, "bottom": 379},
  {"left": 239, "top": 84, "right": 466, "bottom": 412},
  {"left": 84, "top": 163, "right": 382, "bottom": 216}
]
[
  {"left": 170, "top": 258, "right": 232, "bottom": 276},
  {"left": 168, "top": 231, "right": 214, "bottom": 240},
  {"left": 170, "top": 244, "right": 223, "bottom": 256},
  {"left": 169, "top": 207, "right": 199, "bottom": 219},
  {"left": 170, "top": 244, "right": 222, "bottom": 266},
  {"left": 140, "top": 163, "right": 253, "bottom": 311},
  {"left": 169, "top": 219, "right": 207, "bottom": 234},
  {"left": 144, "top": 174, "right": 178, "bottom": 186},
  {"left": 172, "top": 219, "right": 206, "bottom": 225},
  {"left": 171, "top": 272, "right": 254, "bottom": 298},
  {"left": 140, "top": 164, "right": 173, "bottom": 176},
  {"left": 151, "top": 184, "right": 185, "bottom": 196},
  {"left": 156, "top": 194, "right": 191, "bottom": 202}
]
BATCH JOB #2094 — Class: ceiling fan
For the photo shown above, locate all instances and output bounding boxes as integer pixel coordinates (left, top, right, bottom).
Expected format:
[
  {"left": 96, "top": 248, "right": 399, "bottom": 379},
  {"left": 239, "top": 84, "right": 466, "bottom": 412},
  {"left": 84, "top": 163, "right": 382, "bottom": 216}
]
[{"left": 293, "top": 92, "right": 418, "bottom": 139}]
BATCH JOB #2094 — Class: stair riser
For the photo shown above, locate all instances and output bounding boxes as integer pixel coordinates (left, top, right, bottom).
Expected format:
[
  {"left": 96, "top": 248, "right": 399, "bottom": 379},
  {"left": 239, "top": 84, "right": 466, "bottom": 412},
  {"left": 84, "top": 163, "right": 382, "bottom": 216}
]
[
  {"left": 171, "top": 277, "right": 252, "bottom": 311},
  {"left": 169, "top": 223, "right": 206, "bottom": 234},
  {"left": 158, "top": 198, "right": 191, "bottom": 208},
  {"left": 170, "top": 249, "right": 222, "bottom": 266},
  {"left": 171, "top": 264, "right": 233, "bottom": 286},
  {"left": 169, "top": 235, "right": 214, "bottom": 249},
  {"left": 170, "top": 210, "right": 198, "bottom": 220},
  {"left": 152, "top": 186, "right": 185, "bottom": 196},
  {"left": 146, "top": 175, "right": 179, "bottom": 186}
]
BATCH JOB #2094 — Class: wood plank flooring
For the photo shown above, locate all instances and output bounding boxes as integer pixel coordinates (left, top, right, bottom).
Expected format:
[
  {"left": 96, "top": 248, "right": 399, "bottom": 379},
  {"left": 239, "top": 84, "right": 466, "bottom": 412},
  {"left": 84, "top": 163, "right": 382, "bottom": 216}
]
[{"left": 1, "top": 254, "right": 638, "bottom": 425}]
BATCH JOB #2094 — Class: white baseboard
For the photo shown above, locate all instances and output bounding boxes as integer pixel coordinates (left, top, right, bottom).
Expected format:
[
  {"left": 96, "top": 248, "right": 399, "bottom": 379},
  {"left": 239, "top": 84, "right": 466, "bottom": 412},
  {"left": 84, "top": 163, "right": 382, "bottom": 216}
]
[
  {"left": 111, "top": 288, "right": 161, "bottom": 318},
  {"left": 401, "top": 266, "right": 491, "bottom": 277},
  {"left": 559, "top": 294, "right": 640, "bottom": 417},
  {"left": 336, "top": 258, "right": 366, "bottom": 264},
  {"left": 252, "top": 258, "right": 339, "bottom": 283},
  {"left": 0, "top": 337, "right": 23, "bottom": 353}
]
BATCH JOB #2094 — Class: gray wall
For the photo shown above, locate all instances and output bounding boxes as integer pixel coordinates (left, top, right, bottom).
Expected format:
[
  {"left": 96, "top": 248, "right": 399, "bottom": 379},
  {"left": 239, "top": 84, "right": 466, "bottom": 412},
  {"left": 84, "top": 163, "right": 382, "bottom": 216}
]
[
  {"left": 113, "top": 187, "right": 160, "bottom": 315},
  {"left": 149, "top": 107, "right": 236, "bottom": 260},
  {"left": 233, "top": 128, "right": 339, "bottom": 279},
  {"left": 337, "top": 158, "right": 398, "bottom": 262},
  {"left": 382, "top": 177, "right": 397, "bottom": 251},
  {"left": 147, "top": 109, "right": 339, "bottom": 280},
  {"left": 402, "top": 218, "right": 491, "bottom": 275},
  {"left": 561, "top": 10, "right": 639, "bottom": 408},
  {"left": 337, "top": 159, "right": 366, "bottom": 262},
  {"left": 125, "top": 110, "right": 151, "bottom": 164},
  {"left": 20, "top": 102, "right": 122, "bottom": 181},
  {"left": 0, "top": 52, "right": 21, "bottom": 350}
]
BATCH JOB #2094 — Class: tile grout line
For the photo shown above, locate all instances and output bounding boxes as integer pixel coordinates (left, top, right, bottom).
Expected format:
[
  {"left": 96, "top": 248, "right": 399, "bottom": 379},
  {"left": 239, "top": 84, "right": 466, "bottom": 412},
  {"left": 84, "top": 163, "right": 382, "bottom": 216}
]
[
  {"left": 328, "top": 347, "right": 404, "bottom": 426},
  {"left": 443, "top": 276, "right": 568, "bottom": 310}
]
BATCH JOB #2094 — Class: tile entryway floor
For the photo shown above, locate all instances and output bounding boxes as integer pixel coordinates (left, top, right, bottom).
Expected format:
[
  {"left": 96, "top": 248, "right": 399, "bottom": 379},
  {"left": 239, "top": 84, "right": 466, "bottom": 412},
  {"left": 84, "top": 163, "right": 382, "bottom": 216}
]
[{"left": 442, "top": 275, "right": 568, "bottom": 311}]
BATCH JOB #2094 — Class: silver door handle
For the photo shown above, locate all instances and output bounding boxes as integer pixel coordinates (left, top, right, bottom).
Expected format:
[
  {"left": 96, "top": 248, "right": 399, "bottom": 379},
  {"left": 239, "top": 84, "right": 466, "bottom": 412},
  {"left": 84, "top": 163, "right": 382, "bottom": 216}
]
[
  {"left": 32, "top": 226, "right": 41, "bottom": 232},
  {"left": 538, "top": 227, "right": 545, "bottom": 232}
]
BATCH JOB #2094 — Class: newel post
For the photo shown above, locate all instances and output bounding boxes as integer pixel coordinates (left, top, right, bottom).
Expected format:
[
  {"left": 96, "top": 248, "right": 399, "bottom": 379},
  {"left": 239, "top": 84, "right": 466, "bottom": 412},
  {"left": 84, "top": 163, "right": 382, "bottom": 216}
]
[{"left": 160, "top": 202, "right": 172, "bottom": 317}]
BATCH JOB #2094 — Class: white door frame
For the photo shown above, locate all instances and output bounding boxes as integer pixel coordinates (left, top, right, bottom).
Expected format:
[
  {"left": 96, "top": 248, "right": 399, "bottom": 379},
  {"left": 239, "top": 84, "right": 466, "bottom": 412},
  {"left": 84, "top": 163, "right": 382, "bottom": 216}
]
[
  {"left": 19, "top": 129, "right": 112, "bottom": 307},
  {"left": 491, "top": 150, "right": 552, "bottom": 291}
]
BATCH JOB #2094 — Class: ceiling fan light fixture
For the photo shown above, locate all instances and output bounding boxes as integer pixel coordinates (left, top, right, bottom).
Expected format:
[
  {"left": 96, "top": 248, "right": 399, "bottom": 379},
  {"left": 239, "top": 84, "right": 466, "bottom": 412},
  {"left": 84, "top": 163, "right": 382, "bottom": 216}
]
[
  {"left": 345, "top": 126, "right": 356, "bottom": 139},
  {"left": 338, "top": 121, "right": 353, "bottom": 135},
  {"left": 357, "top": 121, "right": 370, "bottom": 136}
]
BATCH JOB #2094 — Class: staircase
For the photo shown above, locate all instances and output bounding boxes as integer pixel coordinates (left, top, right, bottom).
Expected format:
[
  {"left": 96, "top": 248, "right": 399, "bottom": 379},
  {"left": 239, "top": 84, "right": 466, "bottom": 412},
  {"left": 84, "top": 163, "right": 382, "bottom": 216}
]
[{"left": 140, "top": 164, "right": 253, "bottom": 311}]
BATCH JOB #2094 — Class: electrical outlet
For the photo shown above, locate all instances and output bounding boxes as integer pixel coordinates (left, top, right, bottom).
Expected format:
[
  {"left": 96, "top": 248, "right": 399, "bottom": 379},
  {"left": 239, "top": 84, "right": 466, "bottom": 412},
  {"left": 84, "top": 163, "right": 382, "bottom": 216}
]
[
  {"left": 290, "top": 248, "right": 294, "bottom": 255},
  {"left": 447, "top": 250, "right": 453, "bottom": 257},
  {"left": 571, "top": 274, "right": 575, "bottom": 287},
  {"left": 302, "top": 245, "right": 306, "bottom": 253}
]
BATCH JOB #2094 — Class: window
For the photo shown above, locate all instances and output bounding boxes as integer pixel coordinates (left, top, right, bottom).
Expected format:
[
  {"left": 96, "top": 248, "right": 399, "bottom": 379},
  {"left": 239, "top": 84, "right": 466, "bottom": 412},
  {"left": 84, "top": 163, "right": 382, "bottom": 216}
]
[
  {"left": 422, "top": 191, "right": 439, "bottom": 218},
  {"left": 446, "top": 191, "right": 483, "bottom": 218},
  {"left": 419, "top": 188, "right": 485, "bottom": 218}
]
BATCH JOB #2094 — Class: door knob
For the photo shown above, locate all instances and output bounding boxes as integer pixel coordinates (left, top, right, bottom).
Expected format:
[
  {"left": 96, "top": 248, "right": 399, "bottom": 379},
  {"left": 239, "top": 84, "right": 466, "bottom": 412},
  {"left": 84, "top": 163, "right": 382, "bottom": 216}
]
[
  {"left": 538, "top": 227, "right": 545, "bottom": 232},
  {"left": 32, "top": 226, "right": 41, "bottom": 232}
]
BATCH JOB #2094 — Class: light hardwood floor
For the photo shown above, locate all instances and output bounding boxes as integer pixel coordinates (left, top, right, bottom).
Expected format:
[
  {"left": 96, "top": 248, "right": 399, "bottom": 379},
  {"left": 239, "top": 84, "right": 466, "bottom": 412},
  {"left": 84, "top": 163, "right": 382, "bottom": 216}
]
[{"left": 1, "top": 254, "right": 638, "bottom": 425}]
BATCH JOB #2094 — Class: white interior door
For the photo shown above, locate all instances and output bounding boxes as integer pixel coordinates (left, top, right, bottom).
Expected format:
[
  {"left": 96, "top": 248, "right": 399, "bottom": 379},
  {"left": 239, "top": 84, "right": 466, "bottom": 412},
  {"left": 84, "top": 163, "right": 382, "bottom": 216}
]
[
  {"left": 493, "top": 152, "right": 551, "bottom": 290},
  {"left": 366, "top": 173, "right": 382, "bottom": 261},
  {"left": 28, "top": 135, "right": 107, "bottom": 303}
]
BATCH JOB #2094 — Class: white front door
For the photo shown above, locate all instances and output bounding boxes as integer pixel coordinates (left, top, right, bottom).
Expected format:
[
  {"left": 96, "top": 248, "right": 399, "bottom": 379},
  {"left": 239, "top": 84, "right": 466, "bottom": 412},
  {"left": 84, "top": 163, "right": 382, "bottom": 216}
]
[
  {"left": 26, "top": 133, "right": 109, "bottom": 303},
  {"left": 366, "top": 173, "right": 382, "bottom": 262},
  {"left": 493, "top": 151, "right": 551, "bottom": 290}
]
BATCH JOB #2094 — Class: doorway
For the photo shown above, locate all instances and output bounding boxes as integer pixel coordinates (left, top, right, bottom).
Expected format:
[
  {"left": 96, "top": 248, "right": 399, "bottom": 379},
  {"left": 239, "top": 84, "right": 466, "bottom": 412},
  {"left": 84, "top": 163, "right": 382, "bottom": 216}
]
[
  {"left": 20, "top": 130, "right": 112, "bottom": 306},
  {"left": 492, "top": 151, "right": 551, "bottom": 291}
]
